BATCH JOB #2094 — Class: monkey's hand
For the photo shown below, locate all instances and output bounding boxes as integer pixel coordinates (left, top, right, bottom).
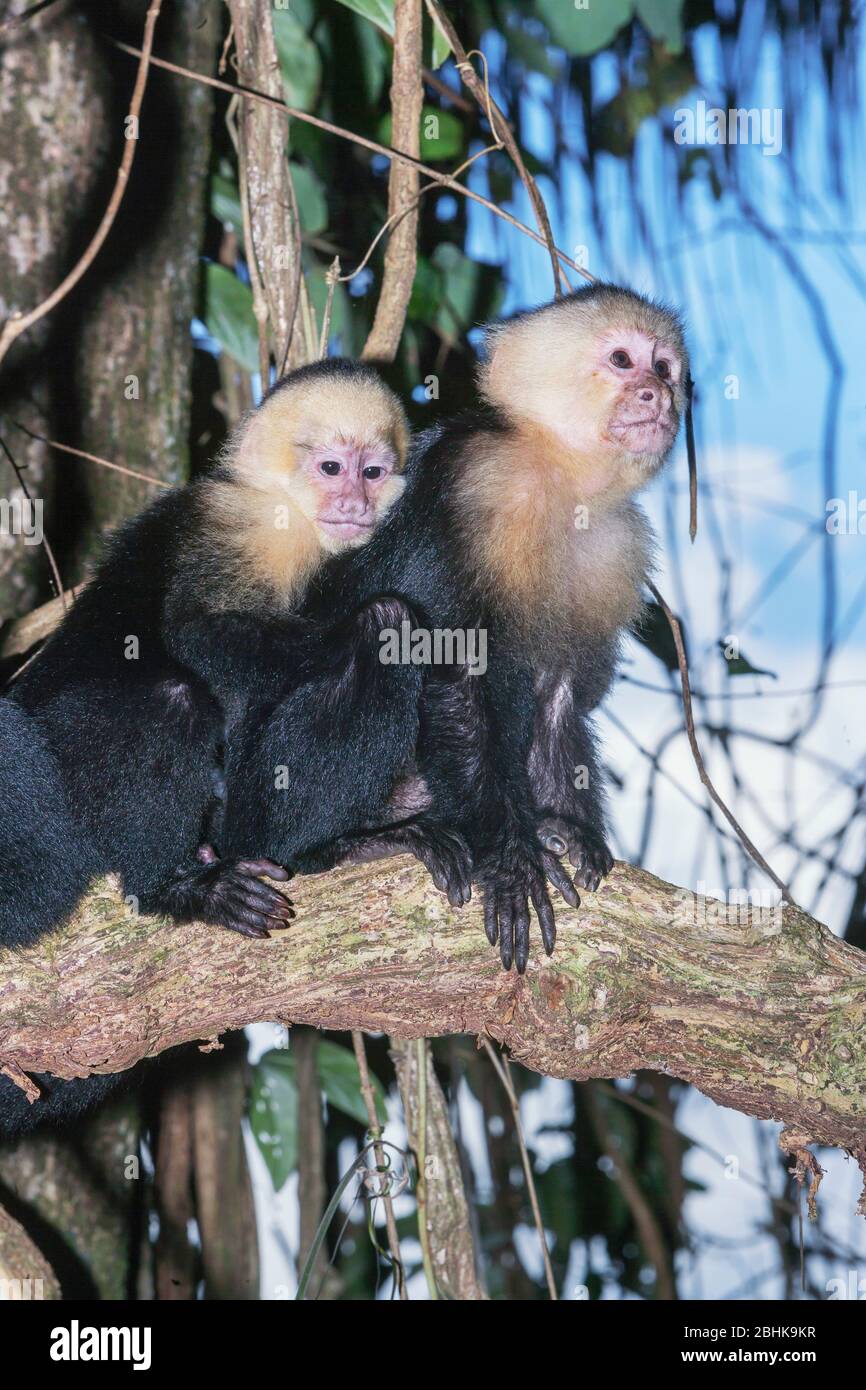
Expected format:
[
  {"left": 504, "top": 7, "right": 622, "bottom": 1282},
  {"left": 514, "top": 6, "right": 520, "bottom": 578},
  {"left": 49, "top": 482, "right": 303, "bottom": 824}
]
[
  {"left": 158, "top": 846, "right": 295, "bottom": 940},
  {"left": 537, "top": 816, "right": 614, "bottom": 894},
  {"left": 477, "top": 841, "right": 563, "bottom": 974}
]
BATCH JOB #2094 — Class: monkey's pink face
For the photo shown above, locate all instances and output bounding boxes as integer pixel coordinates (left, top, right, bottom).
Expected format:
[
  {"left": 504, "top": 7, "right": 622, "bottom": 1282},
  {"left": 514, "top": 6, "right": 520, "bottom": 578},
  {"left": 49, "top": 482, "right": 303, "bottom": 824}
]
[
  {"left": 597, "top": 328, "right": 683, "bottom": 457},
  {"left": 300, "top": 439, "right": 401, "bottom": 545}
]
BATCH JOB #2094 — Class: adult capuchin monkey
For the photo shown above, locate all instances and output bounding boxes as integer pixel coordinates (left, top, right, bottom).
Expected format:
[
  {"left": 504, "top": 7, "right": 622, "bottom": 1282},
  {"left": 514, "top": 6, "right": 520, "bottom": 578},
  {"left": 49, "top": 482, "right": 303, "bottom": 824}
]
[
  {"left": 0, "top": 360, "right": 470, "bottom": 1133},
  {"left": 222, "top": 284, "right": 688, "bottom": 974}
]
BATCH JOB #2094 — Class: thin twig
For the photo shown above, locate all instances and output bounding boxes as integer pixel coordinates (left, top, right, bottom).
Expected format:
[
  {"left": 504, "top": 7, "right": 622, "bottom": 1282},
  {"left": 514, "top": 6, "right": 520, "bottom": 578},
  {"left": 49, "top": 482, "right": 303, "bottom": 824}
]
[
  {"left": 0, "top": 2, "right": 163, "bottom": 375},
  {"left": 350, "top": 1030, "right": 408, "bottom": 1300},
  {"left": 339, "top": 143, "right": 501, "bottom": 288},
  {"left": 648, "top": 582, "right": 796, "bottom": 905},
  {"left": 482, "top": 1039, "right": 558, "bottom": 1300},
  {"left": 425, "top": 0, "right": 566, "bottom": 297},
  {"left": 110, "top": 40, "right": 593, "bottom": 284},
  {"left": 0, "top": 0, "right": 63, "bottom": 36},
  {"left": 11, "top": 422, "right": 169, "bottom": 489},
  {"left": 318, "top": 259, "right": 340, "bottom": 360},
  {"left": 0, "top": 433, "right": 65, "bottom": 607}
]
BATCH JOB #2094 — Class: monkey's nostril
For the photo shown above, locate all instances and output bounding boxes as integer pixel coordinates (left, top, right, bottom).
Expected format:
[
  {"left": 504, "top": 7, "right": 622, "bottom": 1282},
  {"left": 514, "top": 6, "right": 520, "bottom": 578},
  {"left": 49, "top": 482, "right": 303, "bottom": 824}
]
[{"left": 638, "top": 389, "right": 655, "bottom": 402}]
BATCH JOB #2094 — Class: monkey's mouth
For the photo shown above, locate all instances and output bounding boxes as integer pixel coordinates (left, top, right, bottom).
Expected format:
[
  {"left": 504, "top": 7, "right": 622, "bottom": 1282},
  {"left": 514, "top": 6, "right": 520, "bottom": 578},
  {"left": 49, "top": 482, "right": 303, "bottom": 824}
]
[
  {"left": 318, "top": 517, "right": 375, "bottom": 539},
  {"left": 609, "top": 413, "right": 675, "bottom": 454}
]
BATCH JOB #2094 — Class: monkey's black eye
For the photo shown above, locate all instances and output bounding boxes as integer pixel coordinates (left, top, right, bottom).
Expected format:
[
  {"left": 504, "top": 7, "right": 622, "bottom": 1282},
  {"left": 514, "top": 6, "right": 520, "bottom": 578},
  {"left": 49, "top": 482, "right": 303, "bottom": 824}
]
[
  {"left": 654, "top": 359, "right": 671, "bottom": 380},
  {"left": 320, "top": 460, "right": 342, "bottom": 476},
  {"left": 610, "top": 350, "right": 632, "bottom": 369},
  {"left": 363, "top": 465, "right": 384, "bottom": 480}
]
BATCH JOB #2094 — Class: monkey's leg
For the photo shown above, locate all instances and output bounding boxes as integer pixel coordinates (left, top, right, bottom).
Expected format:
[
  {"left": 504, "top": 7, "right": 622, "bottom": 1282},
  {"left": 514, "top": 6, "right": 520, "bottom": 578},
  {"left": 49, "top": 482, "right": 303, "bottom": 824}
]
[
  {"left": 417, "top": 660, "right": 564, "bottom": 972},
  {"left": 529, "top": 679, "right": 614, "bottom": 893},
  {"left": 221, "top": 596, "right": 427, "bottom": 878},
  {"left": 300, "top": 816, "right": 473, "bottom": 909}
]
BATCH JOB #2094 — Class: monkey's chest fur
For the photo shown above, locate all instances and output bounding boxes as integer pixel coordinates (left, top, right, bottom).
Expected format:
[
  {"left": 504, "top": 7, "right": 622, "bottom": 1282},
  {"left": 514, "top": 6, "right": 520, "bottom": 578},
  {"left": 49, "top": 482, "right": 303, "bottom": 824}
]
[{"left": 459, "top": 454, "right": 653, "bottom": 670}]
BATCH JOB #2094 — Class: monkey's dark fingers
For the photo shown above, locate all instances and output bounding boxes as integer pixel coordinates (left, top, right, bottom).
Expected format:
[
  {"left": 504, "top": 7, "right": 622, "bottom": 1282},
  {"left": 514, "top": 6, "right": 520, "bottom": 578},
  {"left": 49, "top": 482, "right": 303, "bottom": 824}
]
[
  {"left": 542, "top": 852, "right": 580, "bottom": 908},
  {"left": 569, "top": 836, "right": 614, "bottom": 892},
  {"left": 529, "top": 876, "right": 557, "bottom": 956},
  {"left": 234, "top": 858, "right": 293, "bottom": 882},
  {"left": 228, "top": 905, "right": 292, "bottom": 936},
  {"left": 498, "top": 897, "right": 514, "bottom": 971},
  {"left": 413, "top": 828, "right": 472, "bottom": 908},
  {"left": 483, "top": 892, "right": 499, "bottom": 947},
  {"left": 225, "top": 877, "right": 295, "bottom": 918},
  {"left": 573, "top": 863, "right": 602, "bottom": 893},
  {"left": 222, "top": 915, "right": 270, "bottom": 940},
  {"left": 513, "top": 895, "right": 531, "bottom": 974}
]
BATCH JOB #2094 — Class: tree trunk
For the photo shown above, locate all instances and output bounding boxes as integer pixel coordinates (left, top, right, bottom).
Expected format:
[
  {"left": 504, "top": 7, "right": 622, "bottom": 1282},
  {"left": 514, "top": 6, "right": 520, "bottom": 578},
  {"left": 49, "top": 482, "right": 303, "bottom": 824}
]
[
  {"left": 0, "top": 0, "right": 108, "bottom": 618},
  {"left": 69, "top": 0, "right": 220, "bottom": 569}
]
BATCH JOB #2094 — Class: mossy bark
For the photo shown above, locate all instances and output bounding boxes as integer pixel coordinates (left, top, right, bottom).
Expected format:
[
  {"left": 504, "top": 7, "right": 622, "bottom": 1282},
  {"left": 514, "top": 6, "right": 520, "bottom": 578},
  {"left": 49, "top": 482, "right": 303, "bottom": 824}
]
[{"left": 1, "top": 860, "right": 864, "bottom": 1161}]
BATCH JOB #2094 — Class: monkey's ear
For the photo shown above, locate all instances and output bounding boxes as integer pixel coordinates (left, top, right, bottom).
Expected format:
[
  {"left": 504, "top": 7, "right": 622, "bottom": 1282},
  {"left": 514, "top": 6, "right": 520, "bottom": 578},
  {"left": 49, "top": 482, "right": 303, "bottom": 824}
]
[{"left": 393, "top": 411, "right": 410, "bottom": 471}]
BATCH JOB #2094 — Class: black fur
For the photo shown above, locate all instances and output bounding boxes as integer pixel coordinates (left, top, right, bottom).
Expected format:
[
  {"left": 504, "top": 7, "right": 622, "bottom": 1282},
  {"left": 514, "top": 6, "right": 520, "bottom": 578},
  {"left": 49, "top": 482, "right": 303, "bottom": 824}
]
[
  {"left": 220, "top": 409, "right": 612, "bottom": 972},
  {"left": 0, "top": 361, "right": 423, "bottom": 1133}
]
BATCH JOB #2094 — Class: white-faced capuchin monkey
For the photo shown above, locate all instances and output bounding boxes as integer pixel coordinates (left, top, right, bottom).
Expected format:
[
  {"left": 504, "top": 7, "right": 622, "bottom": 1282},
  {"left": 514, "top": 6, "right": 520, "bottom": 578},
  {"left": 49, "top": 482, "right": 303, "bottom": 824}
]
[
  {"left": 221, "top": 285, "right": 688, "bottom": 974},
  {"left": 0, "top": 360, "right": 470, "bottom": 1134}
]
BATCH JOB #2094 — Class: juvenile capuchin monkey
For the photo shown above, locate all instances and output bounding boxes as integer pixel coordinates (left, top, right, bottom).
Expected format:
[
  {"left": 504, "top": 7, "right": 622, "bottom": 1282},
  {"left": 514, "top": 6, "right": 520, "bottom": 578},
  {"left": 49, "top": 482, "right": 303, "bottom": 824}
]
[
  {"left": 0, "top": 360, "right": 465, "bottom": 1133},
  {"left": 222, "top": 285, "right": 687, "bottom": 974}
]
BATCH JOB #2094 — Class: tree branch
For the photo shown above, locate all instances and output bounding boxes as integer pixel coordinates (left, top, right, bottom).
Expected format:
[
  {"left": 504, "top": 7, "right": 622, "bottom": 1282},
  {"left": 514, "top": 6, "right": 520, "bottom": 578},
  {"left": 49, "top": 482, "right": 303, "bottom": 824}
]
[
  {"left": 362, "top": 0, "right": 423, "bottom": 362},
  {"left": 1, "top": 860, "right": 864, "bottom": 1165}
]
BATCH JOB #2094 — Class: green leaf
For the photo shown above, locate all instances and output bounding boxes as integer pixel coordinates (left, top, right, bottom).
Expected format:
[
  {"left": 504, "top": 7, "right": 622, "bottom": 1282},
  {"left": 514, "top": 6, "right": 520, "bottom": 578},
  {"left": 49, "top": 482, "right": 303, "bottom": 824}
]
[
  {"left": 430, "top": 243, "right": 483, "bottom": 340},
  {"left": 272, "top": 7, "right": 322, "bottom": 111},
  {"left": 378, "top": 106, "right": 463, "bottom": 162},
  {"left": 503, "top": 24, "right": 559, "bottom": 78},
  {"left": 249, "top": 1051, "right": 299, "bottom": 1191},
  {"left": 210, "top": 174, "right": 242, "bottom": 233},
  {"left": 248, "top": 1040, "right": 386, "bottom": 1190},
  {"left": 316, "top": 1039, "right": 387, "bottom": 1127},
  {"left": 407, "top": 255, "right": 444, "bottom": 324},
  {"left": 717, "top": 642, "right": 777, "bottom": 679},
  {"left": 290, "top": 162, "right": 327, "bottom": 234},
  {"left": 635, "top": 0, "right": 684, "bottom": 53},
  {"left": 537, "top": 0, "right": 634, "bottom": 55},
  {"left": 202, "top": 263, "right": 260, "bottom": 372},
  {"left": 331, "top": 0, "right": 394, "bottom": 34},
  {"left": 429, "top": 15, "right": 451, "bottom": 70}
]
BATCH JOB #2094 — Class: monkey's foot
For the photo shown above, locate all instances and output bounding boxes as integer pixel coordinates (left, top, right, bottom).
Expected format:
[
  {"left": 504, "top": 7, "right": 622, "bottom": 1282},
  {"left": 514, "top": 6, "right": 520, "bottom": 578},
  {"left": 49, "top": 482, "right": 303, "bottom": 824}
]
[
  {"left": 398, "top": 820, "right": 473, "bottom": 908},
  {"left": 161, "top": 848, "right": 295, "bottom": 940},
  {"left": 537, "top": 817, "right": 614, "bottom": 894},
  {"left": 478, "top": 844, "right": 558, "bottom": 974},
  {"left": 339, "top": 821, "right": 472, "bottom": 908}
]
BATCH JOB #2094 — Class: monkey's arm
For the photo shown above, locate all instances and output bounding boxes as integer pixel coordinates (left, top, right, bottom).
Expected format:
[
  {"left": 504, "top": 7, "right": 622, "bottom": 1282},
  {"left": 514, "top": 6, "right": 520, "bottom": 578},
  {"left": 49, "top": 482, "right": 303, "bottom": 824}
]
[
  {"left": 530, "top": 675, "right": 614, "bottom": 892},
  {"left": 219, "top": 597, "right": 450, "bottom": 878}
]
